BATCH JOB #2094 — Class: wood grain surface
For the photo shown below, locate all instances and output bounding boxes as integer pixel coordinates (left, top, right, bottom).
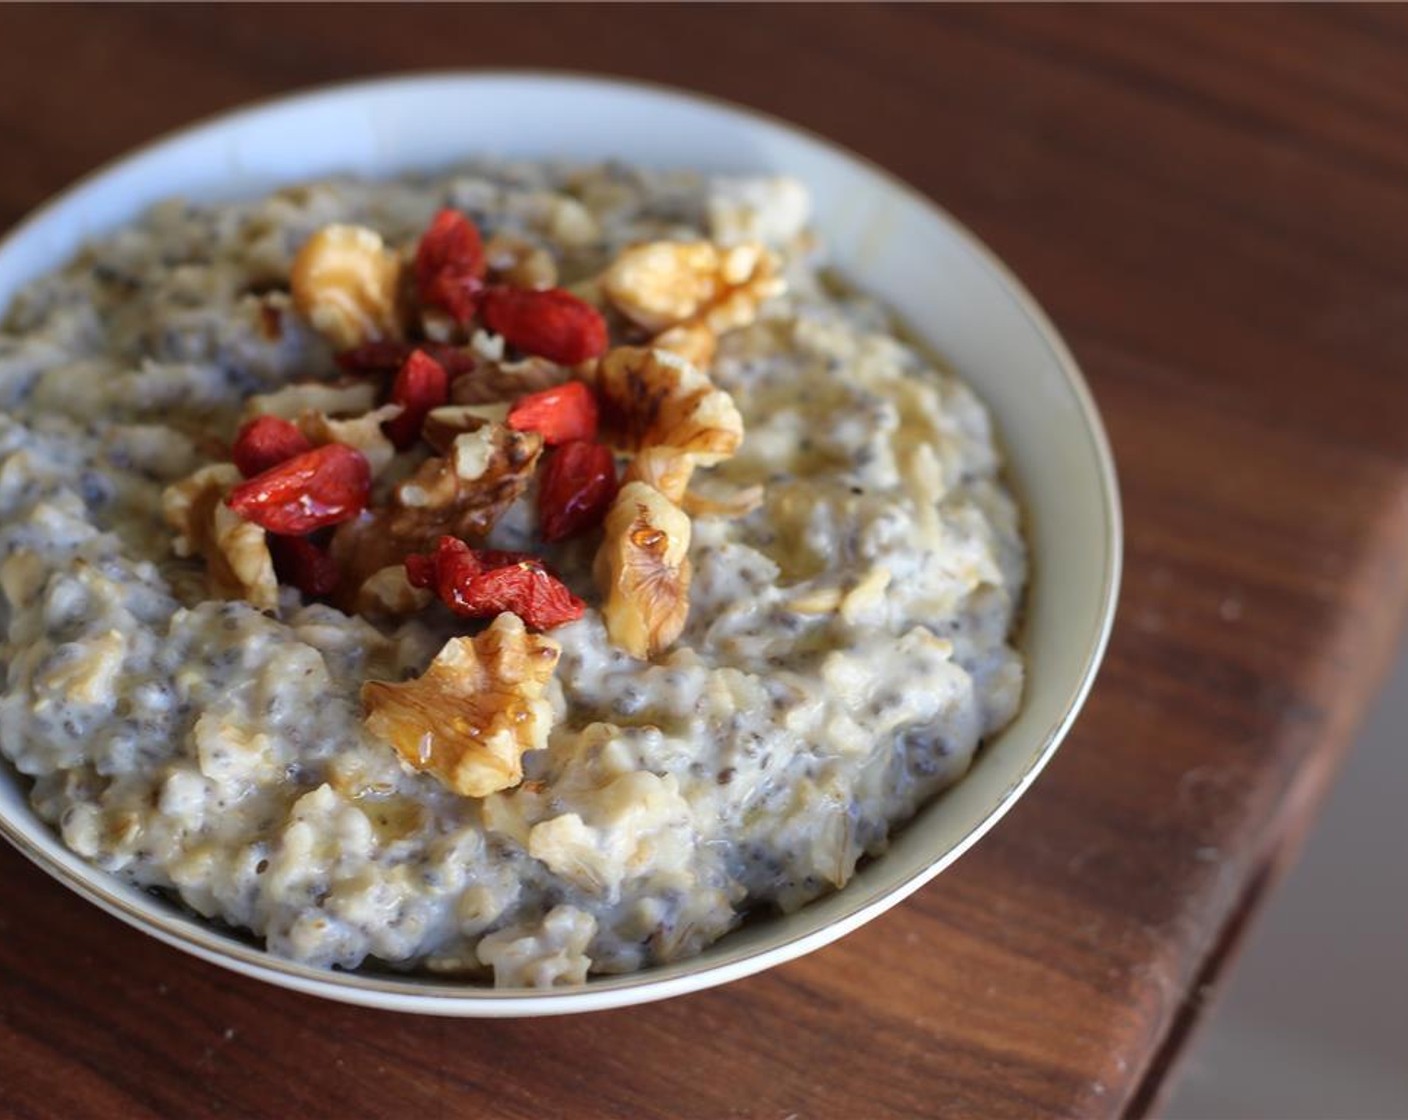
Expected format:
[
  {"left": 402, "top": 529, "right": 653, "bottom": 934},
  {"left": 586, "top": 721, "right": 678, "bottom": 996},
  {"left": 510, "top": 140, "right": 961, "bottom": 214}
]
[{"left": 3, "top": 6, "right": 1407, "bottom": 1118}]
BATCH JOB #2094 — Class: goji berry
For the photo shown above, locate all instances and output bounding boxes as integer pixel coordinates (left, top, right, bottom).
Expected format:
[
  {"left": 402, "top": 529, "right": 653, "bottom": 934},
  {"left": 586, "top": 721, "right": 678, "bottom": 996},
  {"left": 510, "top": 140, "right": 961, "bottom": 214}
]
[
  {"left": 384, "top": 350, "right": 450, "bottom": 450},
  {"left": 537, "top": 441, "right": 618, "bottom": 542},
  {"left": 226, "top": 443, "right": 371, "bottom": 535},
  {"left": 415, "top": 209, "right": 486, "bottom": 325},
  {"left": 336, "top": 340, "right": 477, "bottom": 380},
  {"left": 269, "top": 534, "right": 340, "bottom": 599},
  {"left": 468, "top": 547, "right": 545, "bottom": 572},
  {"left": 507, "top": 380, "right": 599, "bottom": 446},
  {"left": 335, "top": 340, "right": 412, "bottom": 378},
  {"left": 406, "top": 535, "right": 583, "bottom": 630},
  {"left": 231, "top": 415, "right": 313, "bottom": 478},
  {"left": 481, "top": 287, "right": 608, "bottom": 366},
  {"left": 405, "top": 536, "right": 540, "bottom": 593},
  {"left": 403, "top": 550, "right": 438, "bottom": 590},
  {"left": 455, "top": 564, "right": 585, "bottom": 630}
]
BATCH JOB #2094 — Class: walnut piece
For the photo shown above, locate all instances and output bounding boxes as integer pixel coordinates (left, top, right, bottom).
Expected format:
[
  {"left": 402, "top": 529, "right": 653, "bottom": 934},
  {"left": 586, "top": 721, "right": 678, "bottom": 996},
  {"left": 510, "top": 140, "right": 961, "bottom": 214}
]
[
  {"left": 600, "top": 241, "right": 714, "bottom": 332},
  {"left": 594, "top": 481, "right": 693, "bottom": 659},
  {"left": 290, "top": 224, "right": 404, "bottom": 349},
  {"left": 163, "top": 464, "right": 230, "bottom": 558},
  {"left": 484, "top": 233, "right": 558, "bottom": 291},
  {"left": 355, "top": 564, "right": 433, "bottom": 618},
  {"left": 161, "top": 464, "right": 278, "bottom": 611},
  {"left": 243, "top": 379, "right": 377, "bottom": 423},
  {"left": 651, "top": 320, "right": 717, "bottom": 370},
  {"left": 329, "top": 422, "right": 543, "bottom": 595},
  {"left": 680, "top": 484, "right": 765, "bottom": 520},
  {"left": 392, "top": 423, "right": 543, "bottom": 542},
  {"left": 421, "top": 404, "right": 510, "bottom": 455},
  {"left": 601, "top": 239, "right": 785, "bottom": 335},
  {"left": 449, "top": 356, "right": 568, "bottom": 406},
  {"left": 298, "top": 403, "right": 403, "bottom": 477},
  {"left": 362, "top": 614, "right": 561, "bottom": 797},
  {"left": 590, "top": 347, "right": 743, "bottom": 466},
  {"left": 621, "top": 447, "right": 694, "bottom": 504},
  {"left": 622, "top": 446, "right": 762, "bottom": 523}
]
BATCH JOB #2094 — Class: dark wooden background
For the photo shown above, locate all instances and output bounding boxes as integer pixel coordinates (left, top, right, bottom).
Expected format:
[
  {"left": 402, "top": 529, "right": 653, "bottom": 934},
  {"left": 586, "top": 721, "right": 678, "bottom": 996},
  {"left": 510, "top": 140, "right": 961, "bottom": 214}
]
[{"left": 3, "top": 6, "right": 1407, "bottom": 1118}]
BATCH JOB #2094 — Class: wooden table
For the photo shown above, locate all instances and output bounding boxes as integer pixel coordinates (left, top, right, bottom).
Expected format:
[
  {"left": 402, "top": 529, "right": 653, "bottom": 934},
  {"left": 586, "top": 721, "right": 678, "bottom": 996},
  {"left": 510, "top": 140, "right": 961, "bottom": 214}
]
[{"left": 3, "top": 6, "right": 1406, "bottom": 1117}]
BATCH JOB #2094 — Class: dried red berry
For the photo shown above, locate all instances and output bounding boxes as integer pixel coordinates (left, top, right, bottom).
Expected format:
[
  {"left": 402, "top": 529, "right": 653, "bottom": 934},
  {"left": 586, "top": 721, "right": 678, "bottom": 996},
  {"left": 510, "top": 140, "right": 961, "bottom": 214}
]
[
  {"left": 406, "top": 536, "right": 583, "bottom": 630},
  {"left": 411, "top": 535, "right": 537, "bottom": 591},
  {"left": 336, "top": 340, "right": 477, "bottom": 380},
  {"left": 335, "top": 340, "right": 414, "bottom": 378},
  {"left": 384, "top": 350, "right": 451, "bottom": 450},
  {"left": 420, "top": 344, "right": 477, "bottom": 381},
  {"left": 470, "top": 547, "right": 546, "bottom": 572},
  {"left": 481, "top": 287, "right": 608, "bottom": 366},
  {"left": 226, "top": 443, "right": 371, "bottom": 535},
  {"left": 269, "top": 534, "right": 340, "bottom": 599},
  {"left": 537, "top": 441, "right": 618, "bottom": 542},
  {"left": 415, "top": 209, "right": 486, "bottom": 325},
  {"left": 403, "top": 550, "right": 437, "bottom": 590},
  {"left": 456, "top": 565, "right": 586, "bottom": 630},
  {"left": 231, "top": 415, "right": 313, "bottom": 478},
  {"left": 507, "top": 380, "right": 599, "bottom": 446},
  {"left": 406, "top": 537, "right": 540, "bottom": 591}
]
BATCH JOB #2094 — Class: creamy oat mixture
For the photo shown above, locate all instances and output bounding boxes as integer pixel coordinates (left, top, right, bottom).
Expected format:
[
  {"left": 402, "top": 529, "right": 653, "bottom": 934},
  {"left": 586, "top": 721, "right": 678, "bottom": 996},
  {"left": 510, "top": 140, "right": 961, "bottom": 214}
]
[{"left": 0, "top": 162, "right": 1024, "bottom": 985}]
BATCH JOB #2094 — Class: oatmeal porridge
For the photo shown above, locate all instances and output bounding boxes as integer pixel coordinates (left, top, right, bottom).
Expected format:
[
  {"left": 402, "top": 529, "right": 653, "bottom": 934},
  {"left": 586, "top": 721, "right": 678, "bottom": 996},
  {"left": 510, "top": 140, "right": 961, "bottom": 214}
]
[{"left": 0, "top": 162, "right": 1025, "bottom": 986}]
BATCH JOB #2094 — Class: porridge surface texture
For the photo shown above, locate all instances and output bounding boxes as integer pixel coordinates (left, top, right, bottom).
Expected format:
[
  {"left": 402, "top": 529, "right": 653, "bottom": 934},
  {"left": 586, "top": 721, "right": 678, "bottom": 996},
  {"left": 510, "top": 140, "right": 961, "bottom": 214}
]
[{"left": 0, "top": 162, "right": 1024, "bottom": 985}]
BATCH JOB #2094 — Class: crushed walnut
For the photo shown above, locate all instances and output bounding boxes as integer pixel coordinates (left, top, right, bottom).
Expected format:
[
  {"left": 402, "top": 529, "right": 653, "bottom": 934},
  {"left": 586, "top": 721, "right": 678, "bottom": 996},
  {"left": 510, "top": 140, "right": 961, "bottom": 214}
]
[
  {"left": 290, "top": 225, "right": 404, "bottom": 349},
  {"left": 162, "top": 464, "right": 278, "bottom": 611},
  {"left": 590, "top": 346, "right": 743, "bottom": 465},
  {"left": 651, "top": 320, "right": 718, "bottom": 371},
  {"left": 329, "top": 421, "right": 543, "bottom": 599},
  {"left": 391, "top": 423, "right": 543, "bottom": 544},
  {"left": 601, "top": 239, "right": 784, "bottom": 337},
  {"left": 623, "top": 446, "right": 762, "bottom": 520},
  {"left": 594, "top": 481, "right": 694, "bottom": 660},
  {"left": 297, "top": 403, "right": 403, "bottom": 477},
  {"left": 361, "top": 613, "right": 560, "bottom": 797},
  {"left": 449, "top": 355, "right": 568, "bottom": 406},
  {"left": 483, "top": 233, "right": 558, "bottom": 291}
]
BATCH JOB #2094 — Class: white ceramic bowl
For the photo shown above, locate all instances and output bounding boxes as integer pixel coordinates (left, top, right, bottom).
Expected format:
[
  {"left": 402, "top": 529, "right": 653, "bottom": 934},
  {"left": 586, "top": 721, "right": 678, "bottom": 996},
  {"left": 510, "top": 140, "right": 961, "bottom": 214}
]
[{"left": 0, "top": 72, "right": 1120, "bottom": 1016}]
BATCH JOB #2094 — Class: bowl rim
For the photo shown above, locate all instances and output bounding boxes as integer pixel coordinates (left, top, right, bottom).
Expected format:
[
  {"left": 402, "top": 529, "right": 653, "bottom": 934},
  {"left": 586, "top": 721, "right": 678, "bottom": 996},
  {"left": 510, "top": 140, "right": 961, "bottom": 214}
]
[{"left": 0, "top": 68, "right": 1122, "bottom": 1016}]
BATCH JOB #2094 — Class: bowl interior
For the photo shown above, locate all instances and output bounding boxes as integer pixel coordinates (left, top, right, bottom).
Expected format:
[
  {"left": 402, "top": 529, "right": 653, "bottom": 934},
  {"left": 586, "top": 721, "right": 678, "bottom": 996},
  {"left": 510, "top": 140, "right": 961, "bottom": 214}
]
[{"left": 0, "top": 72, "right": 1120, "bottom": 1014}]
